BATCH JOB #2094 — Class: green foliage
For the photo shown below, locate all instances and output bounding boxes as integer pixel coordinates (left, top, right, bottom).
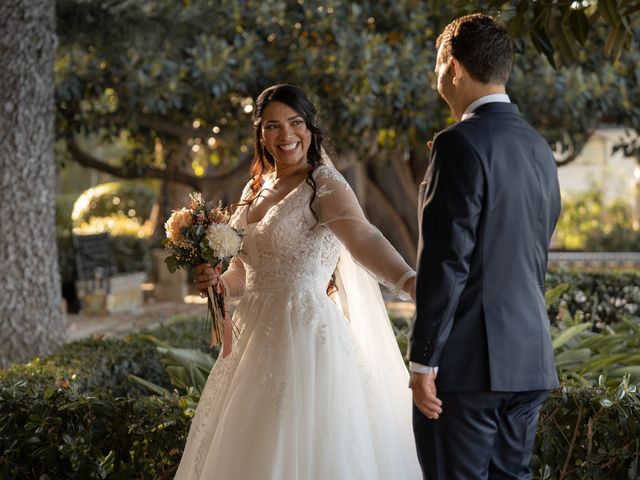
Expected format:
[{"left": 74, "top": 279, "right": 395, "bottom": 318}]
[
  {"left": 543, "top": 273, "right": 640, "bottom": 387},
  {"left": 54, "top": 0, "right": 640, "bottom": 186},
  {"left": 554, "top": 186, "right": 640, "bottom": 252},
  {"left": 533, "top": 376, "right": 640, "bottom": 479},
  {"left": 129, "top": 335, "right": 216, "bottom": 398},
  {"left": 1, "top": 336, "right": 170, "bottom": 398},
  {"left": 0, "top": 382, "right": 189, "bottom": 479},
  {"left": 71, "top": 181, "right": 157, "bottom": 226},
  {"left": 0, "top": 316, "right": 211, "bottom": 399},
  {"left": 0, "top": 316, "right": 211, "bottom": 478},
  {"left": 546, "top": 271, "right": 640, "bottom": 327},
  {"left": 450, "top": 0, "right": 640, "bottom": 64},
  {"left": 3, "top": 297, "right": 640, "bottom": 478},
  {"left": 551, "top": 310, "right": 640, "bottom": 387},
  {"left": 144, "top": 314, "right": 212, "bottom": 352}
]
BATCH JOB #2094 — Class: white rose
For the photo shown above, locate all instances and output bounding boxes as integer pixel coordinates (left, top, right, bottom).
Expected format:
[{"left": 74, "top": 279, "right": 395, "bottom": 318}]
[{"left": 205, "top": 223, "right": 242, "bottom": 258}]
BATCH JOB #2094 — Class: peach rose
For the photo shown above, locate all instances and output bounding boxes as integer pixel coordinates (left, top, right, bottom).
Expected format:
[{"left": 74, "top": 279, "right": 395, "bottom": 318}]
[{"left": 164, "top": 208, "right": 193, "bottom": 245}]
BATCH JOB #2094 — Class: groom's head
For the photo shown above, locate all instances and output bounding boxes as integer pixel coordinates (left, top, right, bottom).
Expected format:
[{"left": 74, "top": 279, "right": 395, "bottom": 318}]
[{"left": 434, "top": 14, "right": 513, "bottom": 120}]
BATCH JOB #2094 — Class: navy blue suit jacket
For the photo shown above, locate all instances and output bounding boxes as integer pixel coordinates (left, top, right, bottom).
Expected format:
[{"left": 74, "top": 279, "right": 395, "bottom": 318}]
[{"left": 411, "top": 102, "right": 561, "bottom": 392}]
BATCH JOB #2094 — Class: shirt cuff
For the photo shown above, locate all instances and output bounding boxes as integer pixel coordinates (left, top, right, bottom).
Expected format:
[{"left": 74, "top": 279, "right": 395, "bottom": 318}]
[{"left": 410, "top": 362, "right": 439, "bottom": 375}]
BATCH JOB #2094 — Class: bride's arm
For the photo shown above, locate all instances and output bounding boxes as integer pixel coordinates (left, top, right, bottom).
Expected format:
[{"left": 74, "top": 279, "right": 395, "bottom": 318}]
[
  {"left": 312, "top": 166, "right": 415, "bottom": 298},
  {"left": 219, "top": 256, "right": 246, "bottom": 299}
]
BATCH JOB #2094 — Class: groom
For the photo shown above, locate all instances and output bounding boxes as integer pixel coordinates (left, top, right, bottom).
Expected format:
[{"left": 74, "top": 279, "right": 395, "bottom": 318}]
[{"left": 409, "top": 14, "right": 561, "bottom": 479}]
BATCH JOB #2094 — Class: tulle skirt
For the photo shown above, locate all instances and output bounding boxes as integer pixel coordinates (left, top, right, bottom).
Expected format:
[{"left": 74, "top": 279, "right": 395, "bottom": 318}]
[{"left": 174, "top": 285, "right": 422, "bottom": 479}]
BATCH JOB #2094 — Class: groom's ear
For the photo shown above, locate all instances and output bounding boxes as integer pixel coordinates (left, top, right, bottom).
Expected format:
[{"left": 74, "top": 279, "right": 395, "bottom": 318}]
[{"left": 449, "top": 57, "right": 464, "bottom": 85}]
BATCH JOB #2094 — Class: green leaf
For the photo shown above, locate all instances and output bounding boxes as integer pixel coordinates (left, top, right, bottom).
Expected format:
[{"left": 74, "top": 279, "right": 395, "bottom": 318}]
[
  {"left": 545, "top": 283, "right": 570, "bottom": 307},
  {"left": 569, "top": 10, "right": 589, "bottom": 46},
  {"left": 165, "top": 365, "right": 189, "bottom": 390},
  {"left": 598, "top": 0, "right": 623, "bottom": 27},
  {"left": 127, "top": 374, "right": 171, "bottom": 396},
  {"left": 555, "top": 348, "right": 592, "bottom": 368},
  {"left": 530, "top": 28, "right": 556, "bottom": 68},
  {"left": 157, "top": 347, "right": 215, "bottom": 372},
  {"left": 43, "top": 385, "right": 55, "bottom": 399},
  {"left": 557, "top": 14, "right": 580, "bottom": 63},
  {"left": 553, "top": 323, "right": 591, "bottom": 349},
  {"left": 165, "top": 256, "right": 179, "bottom": 273},
  {"left": 604, "top": 25, "right": 628, "bottom": 59},
  {"left": 608, "top": 366, "right": 640, "bottom": 380},
  {"left": 598, "top": 397, "right": 614, "bottom": 408}
]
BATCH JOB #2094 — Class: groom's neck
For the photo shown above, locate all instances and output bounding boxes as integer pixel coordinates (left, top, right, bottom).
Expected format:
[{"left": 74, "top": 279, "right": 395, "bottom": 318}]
[{"left": 456, "top": 83, "right": 507, "bottom": 119}]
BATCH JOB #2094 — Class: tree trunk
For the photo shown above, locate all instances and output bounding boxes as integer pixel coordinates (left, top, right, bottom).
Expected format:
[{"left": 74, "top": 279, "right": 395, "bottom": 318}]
[{"left": 0, "top": 0, "right": 65, "bottom": 367}]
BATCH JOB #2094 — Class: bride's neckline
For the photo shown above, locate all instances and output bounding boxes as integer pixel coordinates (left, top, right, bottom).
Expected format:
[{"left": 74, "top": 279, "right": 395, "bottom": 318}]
[{"left": 244, "top": 173, "right": 309, "bottom": 226}]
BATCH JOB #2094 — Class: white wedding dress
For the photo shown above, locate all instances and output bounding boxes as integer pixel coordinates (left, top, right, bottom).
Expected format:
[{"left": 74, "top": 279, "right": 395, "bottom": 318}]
[{"left": 175, "top": 165, "right": 422, "bottom": 479}]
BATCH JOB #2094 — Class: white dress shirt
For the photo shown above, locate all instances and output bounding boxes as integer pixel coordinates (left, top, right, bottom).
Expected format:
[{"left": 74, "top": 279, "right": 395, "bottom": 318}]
[{"left": 410, "top": 93, "right": 511, "bottom": 375}]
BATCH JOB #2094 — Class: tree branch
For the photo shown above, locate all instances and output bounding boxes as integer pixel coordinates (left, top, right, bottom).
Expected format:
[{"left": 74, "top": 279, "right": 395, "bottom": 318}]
[
  {"left": 101, "top": 113, "right": 222, "bottom": 140},
  {"left": 555, "top": 150, "right": 580, "bottom": 167},
  {"left": 68, "top": 139, "right": 250, "bottom": 191}
]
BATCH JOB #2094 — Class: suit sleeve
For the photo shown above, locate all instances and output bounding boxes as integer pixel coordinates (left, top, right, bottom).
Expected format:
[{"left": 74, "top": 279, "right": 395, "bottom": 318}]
[{"left": 410, "top": 129, "right": 484, "bottom": 366}]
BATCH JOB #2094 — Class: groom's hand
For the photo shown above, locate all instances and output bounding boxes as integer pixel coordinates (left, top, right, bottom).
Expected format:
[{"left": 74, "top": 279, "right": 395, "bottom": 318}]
[{"left": 409, "top": 371, "right": 442, "bottom": 420}]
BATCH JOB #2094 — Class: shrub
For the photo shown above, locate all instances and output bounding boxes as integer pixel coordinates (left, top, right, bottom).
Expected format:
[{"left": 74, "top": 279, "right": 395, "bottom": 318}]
[
  {"left": 549, "top": 294, "right": 640, "bottom": 386},
  {"left": 554, "top": 186, "right": 640, "bottom": 252},
  {"left": 546, "top": 270, "right": 640, "bottom": 327},
  {"left": 533, "top": 376, "right": 640, "bottom": 479},
  {"left": 0, "top": 316, "right": 213, "bottom": 478},
  {"left": 145, "top": 315, "right": 213, "bottom": 353},
  {"left": 71, "top": 181, "right": 157, "bottom": 226},
  {"left": 0, "top": 316, "right": 212, "bottom": 399},
  {"left": 0, "top": 381, "right": 190, "bottom": 479},
  {"left": 1, "top": 337, "right": 170, "bottom": 398}
]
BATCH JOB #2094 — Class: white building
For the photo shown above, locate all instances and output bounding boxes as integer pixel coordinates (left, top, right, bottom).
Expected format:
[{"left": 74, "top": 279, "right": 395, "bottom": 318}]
[{"left": 557, "top": 127, "right": 639, "bottom": 208}]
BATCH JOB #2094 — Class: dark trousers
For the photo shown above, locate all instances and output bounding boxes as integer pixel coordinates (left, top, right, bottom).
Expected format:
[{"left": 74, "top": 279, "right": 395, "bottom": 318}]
[{"left": 413, "top": 390, "right": 549, "bottom": 480}]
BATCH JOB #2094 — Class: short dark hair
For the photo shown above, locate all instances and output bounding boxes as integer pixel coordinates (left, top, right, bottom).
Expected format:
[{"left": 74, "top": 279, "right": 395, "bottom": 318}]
[{"left": 436, "top": 13, "right": 513, "bottom": 85}]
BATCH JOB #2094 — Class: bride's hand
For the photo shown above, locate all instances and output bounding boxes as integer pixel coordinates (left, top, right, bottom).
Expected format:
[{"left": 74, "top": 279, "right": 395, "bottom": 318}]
[{"left": 194, "top": 262, "right": 223, "bottom": 295}]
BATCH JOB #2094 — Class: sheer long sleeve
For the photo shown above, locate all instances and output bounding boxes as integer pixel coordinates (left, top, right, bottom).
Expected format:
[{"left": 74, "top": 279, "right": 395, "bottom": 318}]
[
  {"left": 219, "top": 180, "right": 252, "bottom": 301},
  {"left": 312, "top": 166, "right": 415, "bottom": 298},
  {"left": 220, "top": 253, "right": 246, "bottom": 300}
]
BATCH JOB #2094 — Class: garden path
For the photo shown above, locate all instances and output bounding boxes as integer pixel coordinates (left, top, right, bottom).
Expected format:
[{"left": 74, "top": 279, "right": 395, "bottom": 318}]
[{"left": 65, "top": 296, "right": 415, "bottom": 341}]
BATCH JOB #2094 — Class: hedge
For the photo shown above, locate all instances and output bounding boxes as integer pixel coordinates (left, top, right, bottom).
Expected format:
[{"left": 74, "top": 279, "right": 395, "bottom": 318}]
[
  {"left": 3, "top": 372, "right": 639, "bottom": 479},
  {"left": 533, "top": 376, "right": 640, "bottom": 479},
  {"left": 546, "top": 270, "right": 640, "bottom": 327},
  {"left": 2, "top": 276, "right": 640, "bottom": 478}
]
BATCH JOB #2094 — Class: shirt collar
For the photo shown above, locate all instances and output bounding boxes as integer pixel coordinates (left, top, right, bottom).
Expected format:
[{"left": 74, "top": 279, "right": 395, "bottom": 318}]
[{"left": 461, "top": 94, "right": 511, "bottom": 120}]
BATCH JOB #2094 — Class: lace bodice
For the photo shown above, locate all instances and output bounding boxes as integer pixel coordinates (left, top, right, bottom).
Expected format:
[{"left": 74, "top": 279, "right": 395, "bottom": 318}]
[
  {"left": 234, "top": 179, "right": 339, "bottom": 293},
  {"left": 220, "top": 165, "right": 414, "bottom": 299}
]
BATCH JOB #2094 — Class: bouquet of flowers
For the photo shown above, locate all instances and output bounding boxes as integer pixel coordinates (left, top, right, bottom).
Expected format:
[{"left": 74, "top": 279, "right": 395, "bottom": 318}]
[{"left": 163, "top": 192, "right": 243, "bottom": 353}]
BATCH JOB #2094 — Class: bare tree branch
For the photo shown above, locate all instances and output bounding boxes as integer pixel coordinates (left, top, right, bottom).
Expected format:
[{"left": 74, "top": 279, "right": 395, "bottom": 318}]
[
  {"left": 68, "top": 139, "right": 250, "bottom": 191},
  {"left": 101, "top": 113, "right": 226, "bottom": 140},
  {"left": 554, "top": 149, "right": 580, "bottom": 167}
]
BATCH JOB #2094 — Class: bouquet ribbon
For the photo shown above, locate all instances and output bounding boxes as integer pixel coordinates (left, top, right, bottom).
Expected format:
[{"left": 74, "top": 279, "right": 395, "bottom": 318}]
[{"left": 207, "top": 285, "right": 233, "bottom": 358}]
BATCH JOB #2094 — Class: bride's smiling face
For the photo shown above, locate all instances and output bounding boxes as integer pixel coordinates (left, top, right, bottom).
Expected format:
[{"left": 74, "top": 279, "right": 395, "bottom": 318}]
[{"left": 260, "top": 101, "right": 312, "bottom": 169}]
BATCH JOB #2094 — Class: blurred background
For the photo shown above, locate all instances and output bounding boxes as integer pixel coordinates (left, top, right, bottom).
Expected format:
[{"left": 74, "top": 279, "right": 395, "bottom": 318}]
[
  {"left": 1, "top": 2, "right": 640, "bottom": 477},
  {"left": 50, "top": 0, "right": 640, "bottom": 318}
]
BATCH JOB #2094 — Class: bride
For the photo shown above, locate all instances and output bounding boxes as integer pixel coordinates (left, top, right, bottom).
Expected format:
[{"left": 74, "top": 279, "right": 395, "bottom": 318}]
[{"left": 174, "top": 84, "right": 422, "bottom": 479}]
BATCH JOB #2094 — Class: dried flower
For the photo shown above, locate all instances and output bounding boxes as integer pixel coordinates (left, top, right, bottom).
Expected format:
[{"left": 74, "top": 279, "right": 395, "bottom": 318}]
[{"left": 164, "top": 208, "right": 193, "bottom": 246}]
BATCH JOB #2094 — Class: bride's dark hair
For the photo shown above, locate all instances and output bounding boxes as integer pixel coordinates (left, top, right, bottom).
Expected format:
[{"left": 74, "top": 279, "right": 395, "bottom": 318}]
[{"left": 244, "top": 84, "right": 337, "bottom": 295}]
